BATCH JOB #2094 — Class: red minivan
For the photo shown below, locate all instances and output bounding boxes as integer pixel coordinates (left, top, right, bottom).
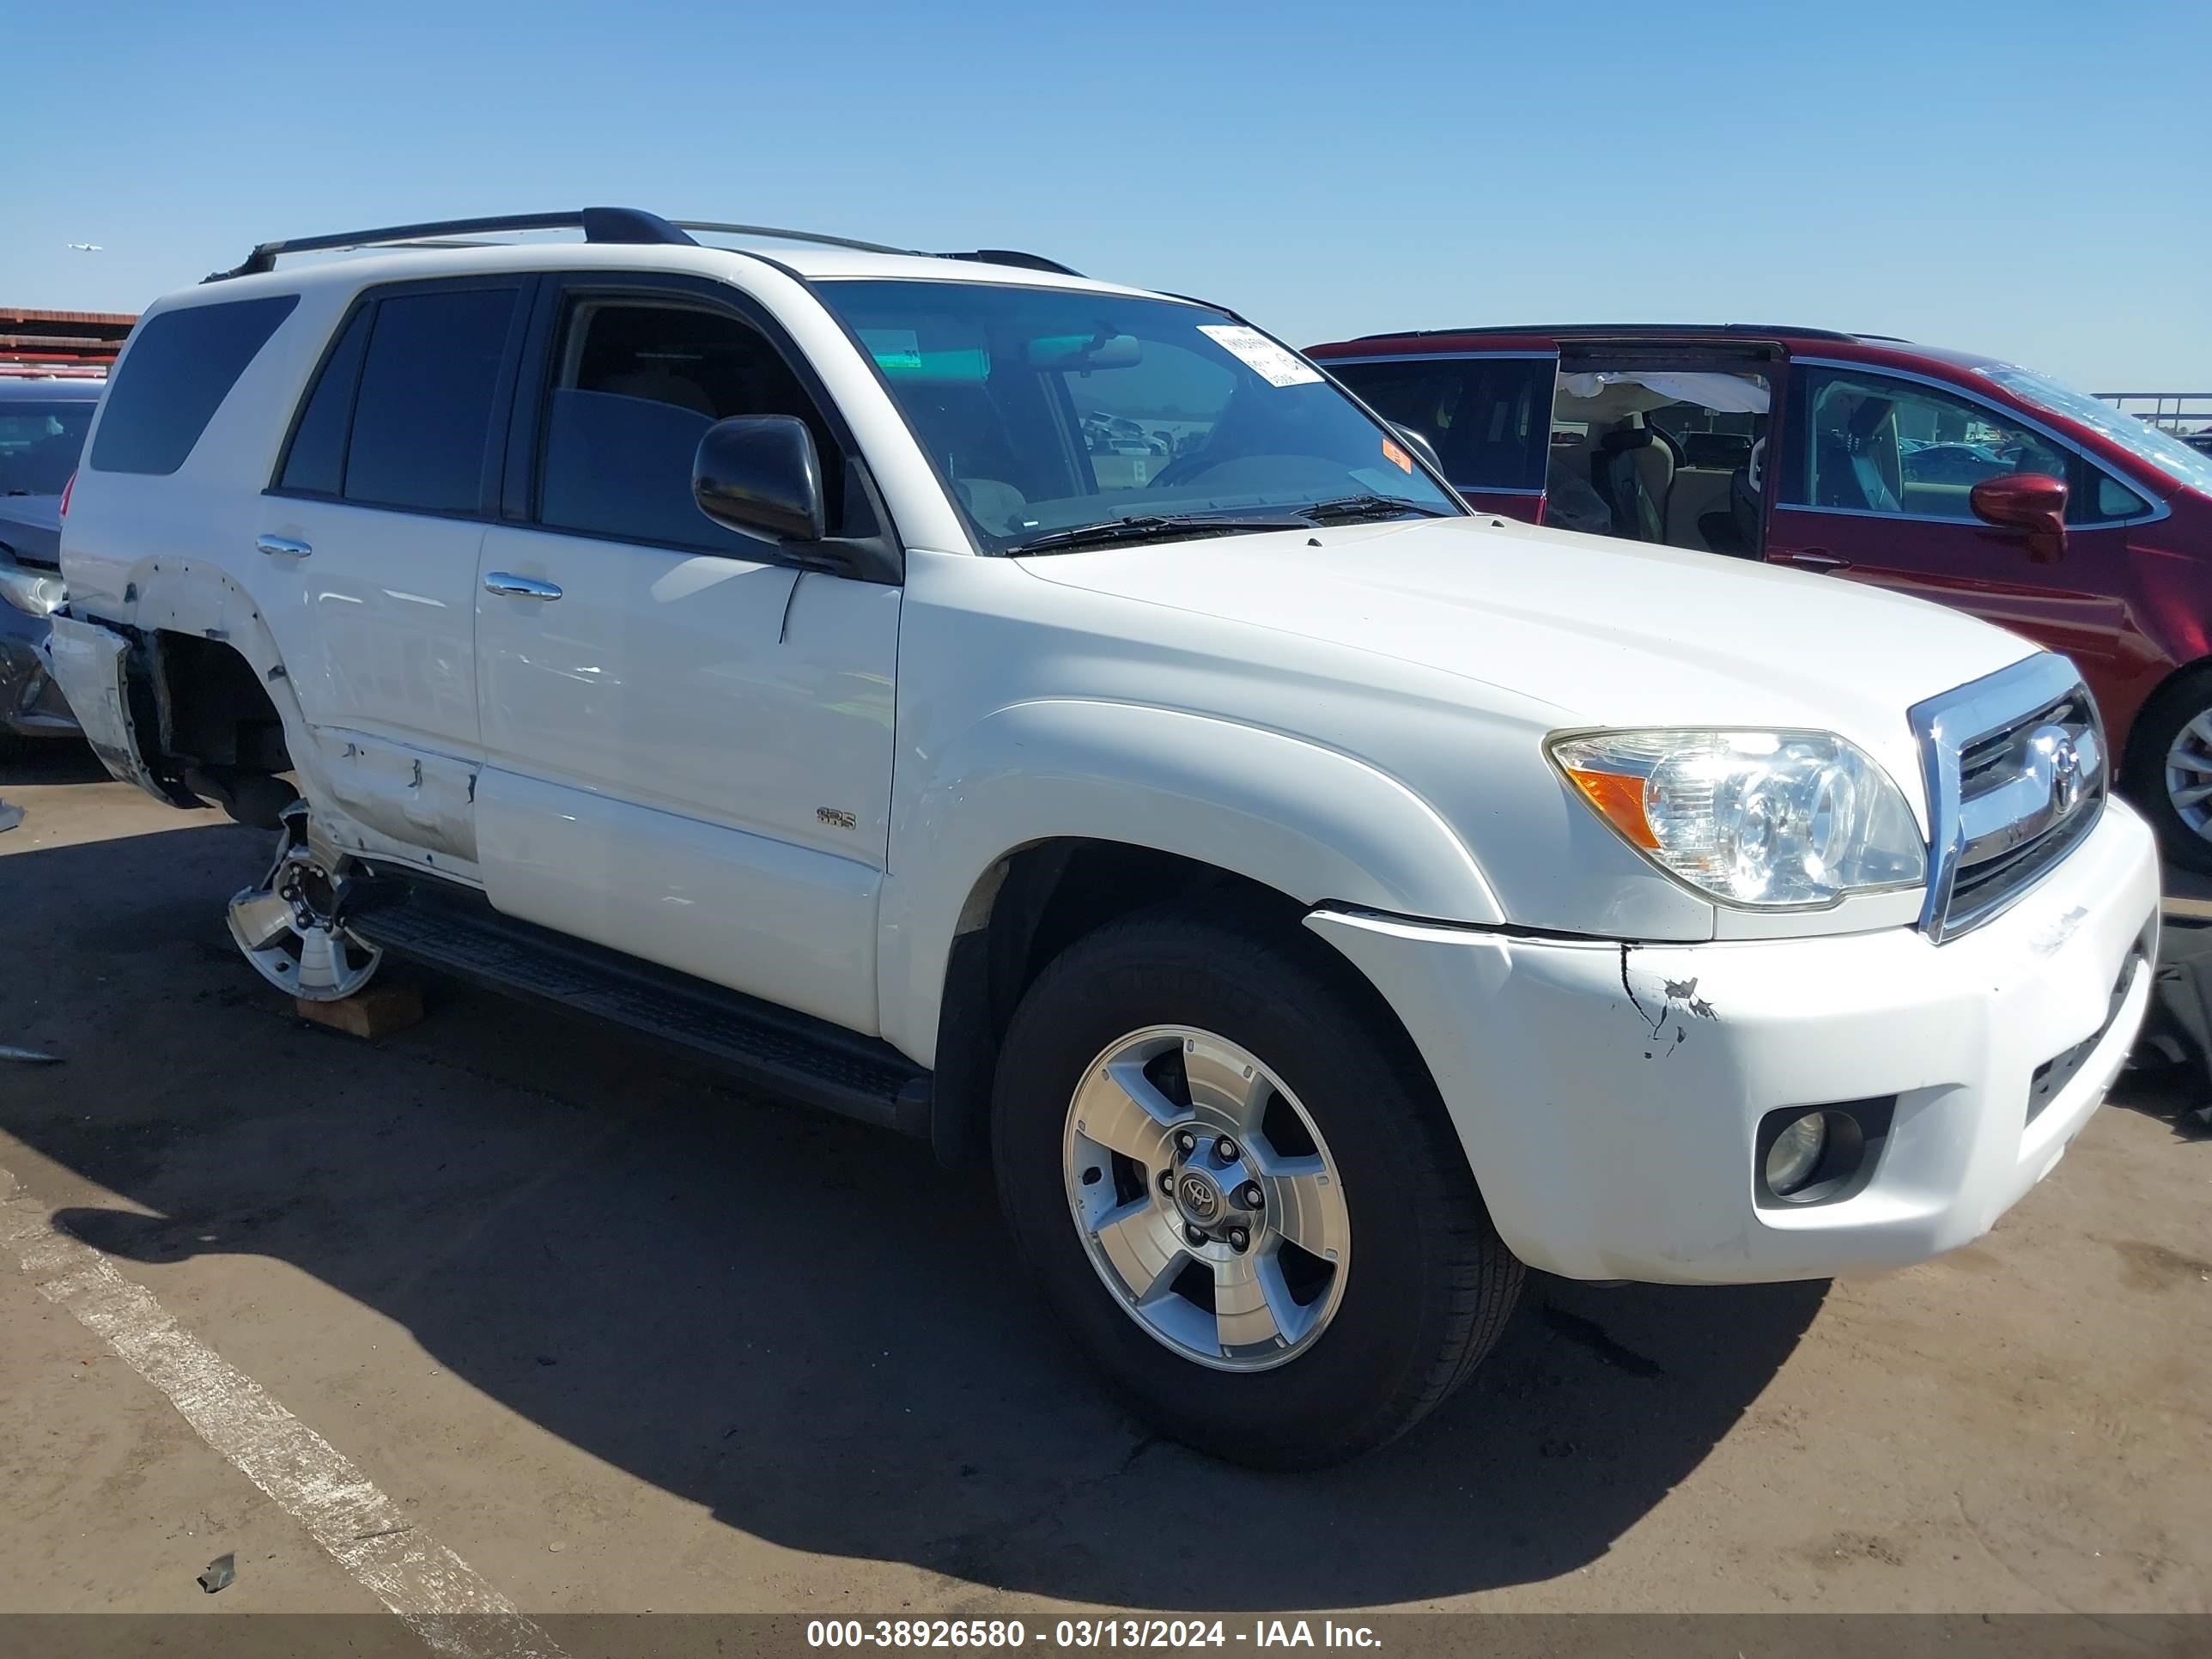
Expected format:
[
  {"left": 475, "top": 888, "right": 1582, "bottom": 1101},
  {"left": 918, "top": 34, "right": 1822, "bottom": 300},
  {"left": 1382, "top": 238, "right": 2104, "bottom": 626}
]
[{"left": 1309, "top": 324, "right": 2212, "bottom": 872}]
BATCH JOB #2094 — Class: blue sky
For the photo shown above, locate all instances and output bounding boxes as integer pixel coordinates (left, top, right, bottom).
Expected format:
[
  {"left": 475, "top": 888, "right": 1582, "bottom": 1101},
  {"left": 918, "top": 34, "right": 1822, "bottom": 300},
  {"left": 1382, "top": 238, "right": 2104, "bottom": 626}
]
[{"left": 12, "top": 1, "right": 2209, "bottom": 390}]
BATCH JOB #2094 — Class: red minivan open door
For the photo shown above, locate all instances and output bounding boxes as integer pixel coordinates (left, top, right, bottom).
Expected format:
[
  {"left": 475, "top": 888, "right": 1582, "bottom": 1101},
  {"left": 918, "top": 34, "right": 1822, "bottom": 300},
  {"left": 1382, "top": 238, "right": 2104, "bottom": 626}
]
[{"left": 1317, "top": 344, "right": 1559, "bottom": 523}]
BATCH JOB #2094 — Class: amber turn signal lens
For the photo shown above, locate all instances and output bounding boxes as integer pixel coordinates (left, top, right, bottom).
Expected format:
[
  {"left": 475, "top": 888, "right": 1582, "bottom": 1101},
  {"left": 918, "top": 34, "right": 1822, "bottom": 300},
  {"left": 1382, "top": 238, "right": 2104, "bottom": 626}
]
[{"left": 1559, "top": 766, "right": 1659, "bottom": 849}]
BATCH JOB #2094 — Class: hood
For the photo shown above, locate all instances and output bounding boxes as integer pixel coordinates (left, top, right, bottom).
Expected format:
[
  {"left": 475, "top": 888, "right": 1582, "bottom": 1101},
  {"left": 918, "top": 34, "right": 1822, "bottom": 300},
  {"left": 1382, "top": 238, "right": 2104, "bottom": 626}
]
[
  {"left": 1018, "top": 513, "right": 2043, "bottom": 822},
  {"left": 0, "top": 495, "right": 63, "bottom": 568}
]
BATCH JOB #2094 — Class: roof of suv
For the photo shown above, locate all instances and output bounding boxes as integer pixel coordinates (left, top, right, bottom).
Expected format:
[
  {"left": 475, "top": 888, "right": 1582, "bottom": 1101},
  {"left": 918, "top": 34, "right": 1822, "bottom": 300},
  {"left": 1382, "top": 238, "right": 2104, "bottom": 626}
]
[
  {"left": 168, "top": 242, "right": 1176, "bottom": 319},
  {"left": 185, "top": 207, "right": 1167, "bottom": 303}
]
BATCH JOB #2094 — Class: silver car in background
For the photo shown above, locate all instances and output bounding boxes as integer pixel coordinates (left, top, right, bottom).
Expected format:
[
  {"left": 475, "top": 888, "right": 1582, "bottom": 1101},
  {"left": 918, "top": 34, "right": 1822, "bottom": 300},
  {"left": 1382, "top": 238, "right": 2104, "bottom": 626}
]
[{"left": 0, "top": 373, "right": 100, "bottom": 750}]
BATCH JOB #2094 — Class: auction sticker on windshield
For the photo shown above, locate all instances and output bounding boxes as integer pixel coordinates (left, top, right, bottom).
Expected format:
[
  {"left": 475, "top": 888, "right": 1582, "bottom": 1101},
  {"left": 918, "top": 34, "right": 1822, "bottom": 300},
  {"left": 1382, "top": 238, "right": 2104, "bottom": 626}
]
[{"left": 1197, "top": 325, "right": 1322, "bottom": 387}]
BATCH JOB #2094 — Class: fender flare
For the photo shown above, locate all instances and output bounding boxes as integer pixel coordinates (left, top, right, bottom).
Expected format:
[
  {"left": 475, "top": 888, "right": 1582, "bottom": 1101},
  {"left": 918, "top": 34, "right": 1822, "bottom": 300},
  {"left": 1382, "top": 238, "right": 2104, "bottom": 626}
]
[{"left": 876, "top": 698, "right": 1503, "bottom": 1065}]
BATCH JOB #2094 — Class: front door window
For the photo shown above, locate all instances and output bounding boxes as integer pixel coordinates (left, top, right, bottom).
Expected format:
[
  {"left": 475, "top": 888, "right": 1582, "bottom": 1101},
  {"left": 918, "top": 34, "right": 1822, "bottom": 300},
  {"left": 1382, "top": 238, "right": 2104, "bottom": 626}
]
[{"left": 1788, "top": 368, "right": 2105, "bottom": 523}]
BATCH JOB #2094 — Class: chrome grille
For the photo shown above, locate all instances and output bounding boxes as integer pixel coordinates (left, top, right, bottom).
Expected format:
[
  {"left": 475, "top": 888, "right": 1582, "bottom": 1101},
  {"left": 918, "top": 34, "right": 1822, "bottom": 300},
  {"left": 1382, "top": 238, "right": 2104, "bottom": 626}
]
[{"left": 1910, "top": 656, "right": 2106, "bottom": 944}]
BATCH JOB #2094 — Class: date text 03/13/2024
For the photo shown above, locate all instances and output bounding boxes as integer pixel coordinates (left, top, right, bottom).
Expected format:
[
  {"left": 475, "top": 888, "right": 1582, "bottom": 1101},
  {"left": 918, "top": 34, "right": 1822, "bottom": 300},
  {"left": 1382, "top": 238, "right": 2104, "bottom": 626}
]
[{"left": 805, "top": 1619, "right": 1383, "bottom": 1649}]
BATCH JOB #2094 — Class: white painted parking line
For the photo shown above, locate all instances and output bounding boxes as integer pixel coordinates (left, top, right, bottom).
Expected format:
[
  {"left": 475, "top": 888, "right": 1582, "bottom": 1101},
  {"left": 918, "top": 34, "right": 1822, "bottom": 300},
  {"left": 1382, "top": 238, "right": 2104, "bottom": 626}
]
[{"left": 1, "top": 1167, "right": 567, "bottom": 1659}]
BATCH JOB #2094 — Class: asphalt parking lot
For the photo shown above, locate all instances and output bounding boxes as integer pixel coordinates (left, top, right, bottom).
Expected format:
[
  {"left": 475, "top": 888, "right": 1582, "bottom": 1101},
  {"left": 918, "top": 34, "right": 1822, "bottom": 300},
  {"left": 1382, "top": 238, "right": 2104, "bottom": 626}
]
[{"left": 1, "top": 746, "right": 2207, "bottom": 1621}]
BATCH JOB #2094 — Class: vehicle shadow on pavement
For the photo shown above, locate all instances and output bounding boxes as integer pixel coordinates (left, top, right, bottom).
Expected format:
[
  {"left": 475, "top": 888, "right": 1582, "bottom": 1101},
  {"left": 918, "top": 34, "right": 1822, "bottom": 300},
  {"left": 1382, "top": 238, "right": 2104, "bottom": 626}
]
[
  {"left": 4, "top": 824, "right": 1826, "bottom": 1609},
  {"left": 2107, "top": 1062, "right": 2212, "bottom": 1140}
]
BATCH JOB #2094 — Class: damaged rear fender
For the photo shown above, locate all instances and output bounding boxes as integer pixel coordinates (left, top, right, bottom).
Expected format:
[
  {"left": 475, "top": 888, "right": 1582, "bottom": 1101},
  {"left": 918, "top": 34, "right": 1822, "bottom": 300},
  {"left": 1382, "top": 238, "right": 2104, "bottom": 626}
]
[{"left": 52, "top": 602, "right": 481, "bottom": 868}]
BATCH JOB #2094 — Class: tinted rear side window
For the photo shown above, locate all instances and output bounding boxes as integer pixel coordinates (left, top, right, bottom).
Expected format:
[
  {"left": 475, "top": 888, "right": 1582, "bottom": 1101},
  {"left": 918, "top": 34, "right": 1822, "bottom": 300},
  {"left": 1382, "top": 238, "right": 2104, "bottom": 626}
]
[
  {"left": 343, "top": 287, "right": 520, "bottom": 514},
  {"left": 88, "top": 295, "right": 298, "bottom": 476},
  {"left": 1332, "top": 356, "right": 1553, "bottom": 493},
  {"left": 276, "top": 305, "right": 373, "bottom": 496}
]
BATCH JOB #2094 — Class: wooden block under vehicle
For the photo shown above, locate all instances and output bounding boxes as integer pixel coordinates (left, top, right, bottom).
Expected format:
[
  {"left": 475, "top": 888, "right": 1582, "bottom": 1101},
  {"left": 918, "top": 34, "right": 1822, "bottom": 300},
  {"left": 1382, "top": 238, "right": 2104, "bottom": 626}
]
[{"left": 293, "top": 981, "right": 425, "bottom": 1041}]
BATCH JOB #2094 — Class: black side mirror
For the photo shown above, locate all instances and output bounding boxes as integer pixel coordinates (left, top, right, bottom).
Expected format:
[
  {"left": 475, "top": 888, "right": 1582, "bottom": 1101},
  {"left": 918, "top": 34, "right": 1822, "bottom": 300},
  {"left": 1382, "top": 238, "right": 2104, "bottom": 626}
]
[
  {"left": 1391, "top": 423, "right": 1445, "bottom": 477},
  {"left": 694, "top": 416, "right": 827, "bottom": 544}
]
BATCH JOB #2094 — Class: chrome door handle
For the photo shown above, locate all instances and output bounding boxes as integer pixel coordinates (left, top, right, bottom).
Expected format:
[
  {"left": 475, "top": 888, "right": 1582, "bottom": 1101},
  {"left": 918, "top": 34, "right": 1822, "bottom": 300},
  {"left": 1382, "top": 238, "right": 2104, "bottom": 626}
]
[
  {"left": 482, "top": 572, "right": 562, "bottom": 601},
  {"left": 1781, "top": 549, "right": 1849, "bottom": 570},
  {"left": 256, "top": 535, "right": 312, "bottom": 559}
]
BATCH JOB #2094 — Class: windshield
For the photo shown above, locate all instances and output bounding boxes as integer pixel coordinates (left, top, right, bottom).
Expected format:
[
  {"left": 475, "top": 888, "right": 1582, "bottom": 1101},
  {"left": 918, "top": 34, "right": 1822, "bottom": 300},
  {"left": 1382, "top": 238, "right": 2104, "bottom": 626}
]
[
  {"left": 1981, "top": 366, "right": 2212, "bottom": 499},
  {"left": 816, "top": 280, "right": 1459, "bottom": 551},
  {"left": 0, "top": 398, "right": 96, "bottom": 496}
]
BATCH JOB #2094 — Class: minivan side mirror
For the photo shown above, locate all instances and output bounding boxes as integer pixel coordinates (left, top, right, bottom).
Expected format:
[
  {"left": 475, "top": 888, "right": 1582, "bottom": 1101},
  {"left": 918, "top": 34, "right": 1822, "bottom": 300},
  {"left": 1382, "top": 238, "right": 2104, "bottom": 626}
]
[
  {"left": 1969, "top": 471, "right": 2068, "bottom": 564},
  {"left": 694, "top": 416, "right": 827, "bottom": 545},
  {"left": 1391, "top": 423, "right": 1446, "bottom": 477}
]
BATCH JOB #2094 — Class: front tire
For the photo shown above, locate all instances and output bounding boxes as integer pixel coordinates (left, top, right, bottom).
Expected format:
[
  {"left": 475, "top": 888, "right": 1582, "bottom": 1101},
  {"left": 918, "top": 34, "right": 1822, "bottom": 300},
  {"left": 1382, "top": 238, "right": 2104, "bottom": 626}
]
[{"left": 991, "top": 909, "right": 1522, "bottom": 1469}]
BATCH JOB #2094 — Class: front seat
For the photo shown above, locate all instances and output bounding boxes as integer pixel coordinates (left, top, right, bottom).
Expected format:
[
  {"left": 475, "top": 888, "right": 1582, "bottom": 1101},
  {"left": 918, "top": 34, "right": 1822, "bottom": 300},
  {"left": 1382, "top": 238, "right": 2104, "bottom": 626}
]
[
  {"left": 1814, "top": 398, "right": 1900, "bottom": 513},
  {"left": 1701, "top": 435, "right": 1767, "bottom": 557},
  {"left": 1593, "top": 427, "right": 1674, "bottom": 542}
]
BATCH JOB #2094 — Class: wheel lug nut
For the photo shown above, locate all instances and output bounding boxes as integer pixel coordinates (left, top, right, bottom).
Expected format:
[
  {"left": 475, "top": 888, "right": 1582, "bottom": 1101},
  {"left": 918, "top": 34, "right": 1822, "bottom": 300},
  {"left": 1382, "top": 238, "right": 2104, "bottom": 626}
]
[
  {"left": 1185, "top": 1224, "right": 1208, "bottom": 1248},
  {"left": 1214, "top": 1136, "right": 1238, "bottom": 1163},
  {"left": 1175, "top": 1131, "right": 1196, "bottom": 1155},
  {"left": 1242, "top": 1184, "right": 1263, "bottom": 1208},
  {"left": 1157, "top": 1170, "right": 1175, "bottom": 1196},
  {"left": 1227, "top": 1228, "right": 1250, "bottom": 1252}
]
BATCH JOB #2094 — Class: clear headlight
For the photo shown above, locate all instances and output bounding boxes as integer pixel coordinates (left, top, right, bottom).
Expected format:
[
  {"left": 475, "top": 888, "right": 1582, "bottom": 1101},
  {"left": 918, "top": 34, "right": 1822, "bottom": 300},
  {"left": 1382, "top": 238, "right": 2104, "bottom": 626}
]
[{"left": 1548, "top": 729, "right": 1927, "bottom": 908}]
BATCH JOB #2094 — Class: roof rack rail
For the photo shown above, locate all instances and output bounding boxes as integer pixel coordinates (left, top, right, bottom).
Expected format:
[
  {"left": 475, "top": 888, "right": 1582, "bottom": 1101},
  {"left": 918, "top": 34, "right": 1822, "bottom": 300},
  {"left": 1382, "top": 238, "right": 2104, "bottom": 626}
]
[
  {"left": 681, "top": 225, "right": 1085, "bottom": 276},
  {"left": 941, "top": 249, "right": 1085, "bottom": 277},
  {"left": 1352, "top": 322, "right": 1871, "bottom": 344},
  {"left": 205, "top": 208, "right": 696, "bottom": 282},
  {"left": 204, "top": 208, "right": 1085, "bottom": 284},
  {"left": 675, "top": 221, "right": 918, "bottom": 257}
]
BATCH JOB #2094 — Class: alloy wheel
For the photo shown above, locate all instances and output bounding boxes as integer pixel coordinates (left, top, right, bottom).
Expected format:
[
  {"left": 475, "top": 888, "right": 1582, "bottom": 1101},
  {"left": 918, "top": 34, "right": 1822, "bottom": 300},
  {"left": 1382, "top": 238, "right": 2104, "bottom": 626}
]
[
  {"left": 2164, "top": 708, "right": 2212, "bottom": 842},
  {"left": 1063, "top": 1025, "right": 1350, "bottom": 1371},
  {"left": 227, "top": 815, "right": 381, "bottom": 1001}
]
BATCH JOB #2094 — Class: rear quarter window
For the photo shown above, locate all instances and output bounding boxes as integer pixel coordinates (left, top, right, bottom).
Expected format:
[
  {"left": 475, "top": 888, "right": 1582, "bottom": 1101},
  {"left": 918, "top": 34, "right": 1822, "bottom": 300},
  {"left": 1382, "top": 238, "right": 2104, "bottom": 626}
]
[
  {"left": 339, "top": 286, "right": 520, "bottom": 514},
  {"left": 88, "top": 295, "right": 299, "bottom": 476}
]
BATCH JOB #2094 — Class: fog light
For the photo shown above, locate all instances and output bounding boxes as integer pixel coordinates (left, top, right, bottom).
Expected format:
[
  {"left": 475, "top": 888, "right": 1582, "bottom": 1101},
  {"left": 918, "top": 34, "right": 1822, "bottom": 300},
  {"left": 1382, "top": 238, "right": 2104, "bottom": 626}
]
[{"left": 1765, "top": 1112, "right": 1827, "bottom": 1196}]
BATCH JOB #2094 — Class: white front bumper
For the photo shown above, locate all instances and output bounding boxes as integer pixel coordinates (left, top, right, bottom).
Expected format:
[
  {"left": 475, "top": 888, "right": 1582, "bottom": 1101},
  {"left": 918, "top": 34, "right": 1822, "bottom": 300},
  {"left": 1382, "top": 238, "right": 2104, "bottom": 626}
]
[{"left": 1310, "top": 801, "right": 2160, "bottom": 1284}]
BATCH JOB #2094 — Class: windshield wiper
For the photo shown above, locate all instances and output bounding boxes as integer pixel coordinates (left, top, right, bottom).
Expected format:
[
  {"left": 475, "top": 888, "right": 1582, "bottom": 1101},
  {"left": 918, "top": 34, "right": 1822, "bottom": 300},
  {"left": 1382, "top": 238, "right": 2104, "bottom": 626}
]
[
  {"left": 1298, "top": 495, "right": 1454, "bottom": 524},
  {"left": 1005, "top": 514, "right": 1312, "bottom": 556}
]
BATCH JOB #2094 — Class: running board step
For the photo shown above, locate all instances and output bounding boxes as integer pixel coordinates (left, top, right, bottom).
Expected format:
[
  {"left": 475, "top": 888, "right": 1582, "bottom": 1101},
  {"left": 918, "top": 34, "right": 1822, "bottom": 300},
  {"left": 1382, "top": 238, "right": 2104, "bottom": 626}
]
[{"left": 348, "top": 881, "right": 931, "bottom": 1136}]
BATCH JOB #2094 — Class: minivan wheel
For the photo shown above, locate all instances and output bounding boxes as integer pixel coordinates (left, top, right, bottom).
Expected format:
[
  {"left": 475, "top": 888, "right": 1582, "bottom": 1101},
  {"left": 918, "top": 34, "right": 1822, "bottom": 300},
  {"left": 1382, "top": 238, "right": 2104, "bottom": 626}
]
[
  {"left": 992, "top": 909, "right": 1522, "bottom": 1469},
  {"left": 2128, "top": 667, "right": 2212, "bottom": 876}
]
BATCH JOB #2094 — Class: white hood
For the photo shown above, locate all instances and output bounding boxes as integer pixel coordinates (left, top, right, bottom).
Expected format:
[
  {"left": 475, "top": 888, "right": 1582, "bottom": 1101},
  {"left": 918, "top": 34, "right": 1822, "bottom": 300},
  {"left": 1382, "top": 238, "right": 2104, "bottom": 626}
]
[{"left": 1018, "top": 512, "right": 2040, "bottom": 819}]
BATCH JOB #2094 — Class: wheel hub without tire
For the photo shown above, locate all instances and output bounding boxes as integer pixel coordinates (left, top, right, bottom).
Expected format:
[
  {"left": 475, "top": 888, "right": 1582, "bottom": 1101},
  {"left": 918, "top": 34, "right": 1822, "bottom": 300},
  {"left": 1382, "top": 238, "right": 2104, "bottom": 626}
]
[
  {"left": 1064, "top": 1025, "right": 1350, "bottom": 1371},
  {"left": 227, "top": 810, "right": 382, "bottom": 1001}
]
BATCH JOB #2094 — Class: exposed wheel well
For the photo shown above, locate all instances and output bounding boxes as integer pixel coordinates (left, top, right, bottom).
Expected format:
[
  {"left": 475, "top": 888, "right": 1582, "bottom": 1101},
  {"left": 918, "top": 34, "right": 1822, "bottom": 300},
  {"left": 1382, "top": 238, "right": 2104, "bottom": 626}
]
[
  {"left": 929, "top": 839, "right": 1428, "bottom": 1168},
  {"left": 148, "top": 631, "right": 297, "bottom": 827}
]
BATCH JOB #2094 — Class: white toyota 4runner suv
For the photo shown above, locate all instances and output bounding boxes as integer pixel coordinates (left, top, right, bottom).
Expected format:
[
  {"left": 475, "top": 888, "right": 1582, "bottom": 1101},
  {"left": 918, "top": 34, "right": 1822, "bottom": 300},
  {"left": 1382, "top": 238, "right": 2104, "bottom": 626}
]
[{"left": 49, "top": 210, "right": 2159, "bottom": 1468}]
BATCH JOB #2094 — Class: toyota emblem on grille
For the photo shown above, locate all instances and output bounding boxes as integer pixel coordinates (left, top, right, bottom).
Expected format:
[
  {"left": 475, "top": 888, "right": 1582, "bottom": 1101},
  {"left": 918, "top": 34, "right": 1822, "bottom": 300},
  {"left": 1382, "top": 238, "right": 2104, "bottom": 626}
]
[
  {"left": 2032, "top": 723, "right": 2084, "bottom": 818},
  {"left": 2051, "top": 738, "right": 2082, "bottom": 815}
]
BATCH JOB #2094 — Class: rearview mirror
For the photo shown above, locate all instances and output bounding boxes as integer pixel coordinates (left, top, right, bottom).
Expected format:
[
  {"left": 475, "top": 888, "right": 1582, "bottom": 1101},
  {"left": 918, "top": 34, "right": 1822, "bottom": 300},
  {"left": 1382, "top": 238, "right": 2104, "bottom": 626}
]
[
  {"left": 694, "top": 416, "right": 826, "bottom": 544},
  {"left": 1027, "top": 332, "right": 1143, "bottom": 371},
  {"left": 1969, "top": 471, "right": 2068, "bottom": 564},
  {"left": 1392, "top": 424, "right": 1445, "bottom": 477}
]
